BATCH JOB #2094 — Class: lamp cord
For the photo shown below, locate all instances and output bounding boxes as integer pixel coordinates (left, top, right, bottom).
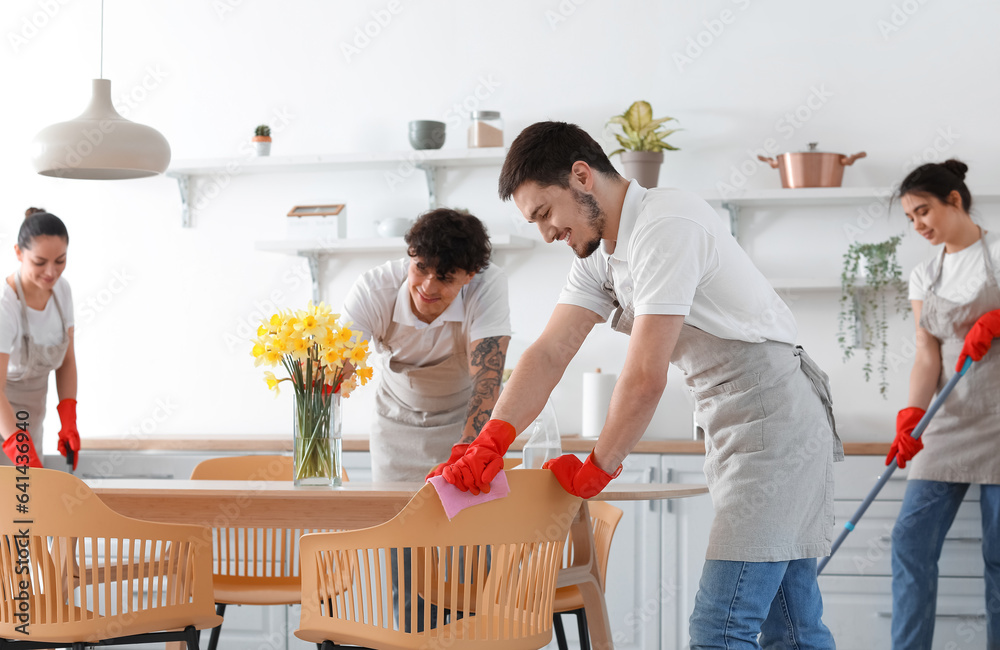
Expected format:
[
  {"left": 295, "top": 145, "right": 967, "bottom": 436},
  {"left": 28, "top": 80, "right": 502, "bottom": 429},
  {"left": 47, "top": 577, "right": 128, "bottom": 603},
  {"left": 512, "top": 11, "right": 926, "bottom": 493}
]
[{"left": 99, "top": 0, "right": 104, "bottom": 78}]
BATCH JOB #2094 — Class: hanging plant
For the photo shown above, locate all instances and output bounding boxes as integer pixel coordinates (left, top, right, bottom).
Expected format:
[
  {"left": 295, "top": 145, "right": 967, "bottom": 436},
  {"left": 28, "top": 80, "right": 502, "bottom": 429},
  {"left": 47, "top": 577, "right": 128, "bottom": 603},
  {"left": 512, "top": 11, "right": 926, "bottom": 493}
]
[{"left": 837, "top": 236, "right": 911, "bottom": 398}]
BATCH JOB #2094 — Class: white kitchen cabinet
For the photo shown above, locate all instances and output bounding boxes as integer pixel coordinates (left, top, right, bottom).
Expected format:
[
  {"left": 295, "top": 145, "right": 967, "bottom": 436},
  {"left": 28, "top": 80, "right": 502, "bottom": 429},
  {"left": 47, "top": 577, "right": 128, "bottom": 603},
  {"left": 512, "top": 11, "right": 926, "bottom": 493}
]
[
  {"left": 820, "top": 455, "right": 988, "bottom": 650},
  {"left": 660, "top": 454, "right": 713, "bottom": 650},
  {"left": 533, "top": 453, "right": 665, "bottom": 650}
]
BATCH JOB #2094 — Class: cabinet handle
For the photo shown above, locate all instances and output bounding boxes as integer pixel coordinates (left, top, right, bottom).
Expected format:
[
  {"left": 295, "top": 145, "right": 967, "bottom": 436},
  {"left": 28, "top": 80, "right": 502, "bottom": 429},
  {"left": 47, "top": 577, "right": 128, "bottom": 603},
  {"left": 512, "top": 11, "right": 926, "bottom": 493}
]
[
  {"left": 877, "top": 611, "right": 986, "bottom": 620},
  {"left": 661, "top": 467, "right": 671, "bottom": 513}
]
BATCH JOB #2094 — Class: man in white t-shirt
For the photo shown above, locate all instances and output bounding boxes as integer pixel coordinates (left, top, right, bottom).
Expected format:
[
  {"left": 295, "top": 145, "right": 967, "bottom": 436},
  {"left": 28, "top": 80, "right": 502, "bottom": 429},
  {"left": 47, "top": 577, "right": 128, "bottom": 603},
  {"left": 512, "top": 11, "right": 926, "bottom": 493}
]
[
  {"left": 442, "top": 122, "right": 841, "bottom": 647},
  {"left": 342, "top": 208, "right": 511, "bottom": 483}
]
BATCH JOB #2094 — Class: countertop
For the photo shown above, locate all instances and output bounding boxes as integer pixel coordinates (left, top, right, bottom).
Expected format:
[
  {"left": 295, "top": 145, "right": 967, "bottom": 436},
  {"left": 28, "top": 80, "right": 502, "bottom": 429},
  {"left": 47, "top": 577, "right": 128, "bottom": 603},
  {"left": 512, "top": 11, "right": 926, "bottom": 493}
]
[{"left": 85, "top": 435, "right": 889, "bottom": 456}]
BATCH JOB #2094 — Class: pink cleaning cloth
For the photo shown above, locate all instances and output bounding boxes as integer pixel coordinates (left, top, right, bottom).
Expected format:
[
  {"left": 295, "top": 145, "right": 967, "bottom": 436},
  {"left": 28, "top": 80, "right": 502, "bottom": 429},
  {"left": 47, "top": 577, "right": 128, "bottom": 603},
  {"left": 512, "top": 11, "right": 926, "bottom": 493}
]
[{"left": 427, "top": 471, "right": 510, "bottom": 520}]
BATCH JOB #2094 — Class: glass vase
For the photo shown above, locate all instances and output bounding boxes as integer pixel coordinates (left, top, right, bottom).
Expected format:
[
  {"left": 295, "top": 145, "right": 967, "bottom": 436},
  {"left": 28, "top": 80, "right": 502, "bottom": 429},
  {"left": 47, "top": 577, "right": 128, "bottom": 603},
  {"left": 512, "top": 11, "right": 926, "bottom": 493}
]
[{"left": 293, "top": 392, "right": 342, "bottom": 487}]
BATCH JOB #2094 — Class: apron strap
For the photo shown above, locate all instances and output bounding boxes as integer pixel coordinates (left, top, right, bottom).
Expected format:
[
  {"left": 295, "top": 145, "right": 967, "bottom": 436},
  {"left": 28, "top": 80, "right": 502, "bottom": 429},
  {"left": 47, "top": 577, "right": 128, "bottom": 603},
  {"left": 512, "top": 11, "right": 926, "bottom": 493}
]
[
  {"left": 928, "top": 245, "right": 947, "bottom": 293},
  {"left": 980, "top": 229, "right": 998, "bottom": 285}
]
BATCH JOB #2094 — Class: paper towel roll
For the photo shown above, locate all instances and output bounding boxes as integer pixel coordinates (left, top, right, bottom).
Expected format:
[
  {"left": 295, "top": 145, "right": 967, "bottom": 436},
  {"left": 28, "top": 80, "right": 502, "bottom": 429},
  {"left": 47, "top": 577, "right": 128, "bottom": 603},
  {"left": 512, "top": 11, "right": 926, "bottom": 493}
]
[{"left": 581, "top": 370, "right": 617, "bottom": 438}]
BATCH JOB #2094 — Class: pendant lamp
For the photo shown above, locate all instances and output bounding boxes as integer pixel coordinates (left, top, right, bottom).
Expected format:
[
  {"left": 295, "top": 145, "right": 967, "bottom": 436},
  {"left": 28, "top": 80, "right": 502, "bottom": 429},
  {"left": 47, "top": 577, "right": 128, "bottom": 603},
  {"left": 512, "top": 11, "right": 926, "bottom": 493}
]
[{"left": 30, "top": 2, "right": 170, "bottom": 179}]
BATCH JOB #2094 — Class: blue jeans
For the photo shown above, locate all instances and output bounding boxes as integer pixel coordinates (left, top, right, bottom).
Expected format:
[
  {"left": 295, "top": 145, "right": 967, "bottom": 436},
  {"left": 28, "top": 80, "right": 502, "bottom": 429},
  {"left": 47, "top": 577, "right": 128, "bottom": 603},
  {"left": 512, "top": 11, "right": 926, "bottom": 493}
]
[
  {"left": 689, "top": 558, "right": 835, "bottom": 649},
  {"left": 891, "top": 479, "right": 1000, "bottom": 650}
]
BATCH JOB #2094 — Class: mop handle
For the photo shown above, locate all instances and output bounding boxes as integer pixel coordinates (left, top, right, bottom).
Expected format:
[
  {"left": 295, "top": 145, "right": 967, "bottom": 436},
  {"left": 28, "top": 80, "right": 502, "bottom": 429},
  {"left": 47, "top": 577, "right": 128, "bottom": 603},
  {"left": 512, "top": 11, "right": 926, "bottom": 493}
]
[{"left": 817, "top": 356, "right": 973, "bottom": 575}]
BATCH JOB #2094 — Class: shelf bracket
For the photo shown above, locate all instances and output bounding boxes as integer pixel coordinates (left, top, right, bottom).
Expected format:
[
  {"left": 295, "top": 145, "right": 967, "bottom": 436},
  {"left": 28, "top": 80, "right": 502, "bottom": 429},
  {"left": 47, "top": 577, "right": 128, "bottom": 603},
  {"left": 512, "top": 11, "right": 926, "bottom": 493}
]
[
  {"left": 301, "top": 252, "right": 322, "bottom": 304},
  {"left": 170, "top": 174, "right": 193, "bottom": 228},
  {"left": 416, "top": 163, "right": 439, "bottom": 210},
  {"left": 721, "top": 201, "right": 740, "bottom": 240}
]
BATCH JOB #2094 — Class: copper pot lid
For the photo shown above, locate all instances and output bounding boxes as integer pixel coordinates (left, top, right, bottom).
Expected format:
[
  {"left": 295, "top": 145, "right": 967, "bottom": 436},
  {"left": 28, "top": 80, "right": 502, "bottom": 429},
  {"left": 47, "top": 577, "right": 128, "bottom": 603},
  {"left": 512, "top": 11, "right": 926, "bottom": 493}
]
[{"left": 788, "top": 142, "right": 837, "bottom": 155}]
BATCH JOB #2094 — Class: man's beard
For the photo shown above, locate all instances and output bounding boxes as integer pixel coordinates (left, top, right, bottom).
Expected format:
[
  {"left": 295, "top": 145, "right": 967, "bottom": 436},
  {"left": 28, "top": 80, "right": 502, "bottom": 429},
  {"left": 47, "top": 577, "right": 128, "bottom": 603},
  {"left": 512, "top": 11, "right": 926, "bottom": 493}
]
[{"left": 571, "top": 188, "right": 605, "bottom": 259}]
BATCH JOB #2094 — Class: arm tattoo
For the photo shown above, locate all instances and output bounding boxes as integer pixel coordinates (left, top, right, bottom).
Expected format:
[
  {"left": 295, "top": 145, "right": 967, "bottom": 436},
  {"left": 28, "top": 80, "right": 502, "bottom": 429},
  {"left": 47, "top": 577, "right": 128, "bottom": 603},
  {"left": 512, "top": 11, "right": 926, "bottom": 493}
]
[{"left": 465, "top": 336, "right": 506, "bottom": 438}]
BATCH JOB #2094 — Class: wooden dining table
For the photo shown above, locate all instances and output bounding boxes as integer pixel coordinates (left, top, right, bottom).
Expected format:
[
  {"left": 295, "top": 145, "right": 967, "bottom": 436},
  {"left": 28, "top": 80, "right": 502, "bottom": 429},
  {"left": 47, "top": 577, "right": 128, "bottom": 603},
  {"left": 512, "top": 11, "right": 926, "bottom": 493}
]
[{"left": 88, "top": 477, "right": 708, "bottom": 650}]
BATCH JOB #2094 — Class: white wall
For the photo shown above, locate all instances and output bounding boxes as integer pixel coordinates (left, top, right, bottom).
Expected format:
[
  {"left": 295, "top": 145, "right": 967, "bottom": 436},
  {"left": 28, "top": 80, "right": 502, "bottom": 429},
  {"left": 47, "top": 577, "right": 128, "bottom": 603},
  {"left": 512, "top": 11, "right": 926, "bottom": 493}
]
[{"left": 2, "top": 0, "right": 997, "bottom": 447}]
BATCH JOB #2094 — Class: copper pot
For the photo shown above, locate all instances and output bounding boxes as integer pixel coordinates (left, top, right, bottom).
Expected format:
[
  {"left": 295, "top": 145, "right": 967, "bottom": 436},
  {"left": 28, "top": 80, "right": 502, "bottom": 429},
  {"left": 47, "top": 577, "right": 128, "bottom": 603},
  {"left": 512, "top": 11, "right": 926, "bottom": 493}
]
[{"left": 757, "top": 143, "right": 866, "bottom": 188}]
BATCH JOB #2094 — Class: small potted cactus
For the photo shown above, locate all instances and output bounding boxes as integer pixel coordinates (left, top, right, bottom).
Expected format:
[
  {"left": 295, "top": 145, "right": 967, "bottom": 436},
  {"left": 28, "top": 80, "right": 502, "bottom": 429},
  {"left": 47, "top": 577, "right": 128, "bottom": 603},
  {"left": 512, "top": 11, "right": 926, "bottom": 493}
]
[{"left": 252, "top": 124, "right": 271, "bottom": 156}]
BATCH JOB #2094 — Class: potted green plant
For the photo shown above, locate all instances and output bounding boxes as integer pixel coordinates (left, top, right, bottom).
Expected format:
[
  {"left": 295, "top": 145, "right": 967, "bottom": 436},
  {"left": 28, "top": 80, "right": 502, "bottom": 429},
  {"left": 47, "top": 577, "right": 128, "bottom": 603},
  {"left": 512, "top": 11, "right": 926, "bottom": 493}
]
[
  {"left": 607, "top": 101, "right": 680, "bottom": 188},
  {"left": 253, "top": 124, "right": 272, "bottom": 156},
  {"left": 837, "top": 235, "right": 911, "bottom": 397}
]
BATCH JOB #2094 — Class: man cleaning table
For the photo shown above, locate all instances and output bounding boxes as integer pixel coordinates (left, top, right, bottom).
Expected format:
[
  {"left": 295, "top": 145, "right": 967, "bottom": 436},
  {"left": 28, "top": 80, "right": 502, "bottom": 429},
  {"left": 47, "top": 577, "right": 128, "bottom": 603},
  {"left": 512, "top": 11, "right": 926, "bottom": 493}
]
[
  {"left": 342, "top": 207, "right": 511, "bottom": 633},
  {"left": 443, "top": 121, "right": 843, "bottom": 648}
]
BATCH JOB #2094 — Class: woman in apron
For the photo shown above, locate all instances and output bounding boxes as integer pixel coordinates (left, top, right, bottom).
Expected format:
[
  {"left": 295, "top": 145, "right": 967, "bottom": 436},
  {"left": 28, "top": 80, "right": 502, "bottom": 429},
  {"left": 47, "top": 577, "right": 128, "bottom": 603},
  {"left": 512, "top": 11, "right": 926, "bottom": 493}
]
[
  {"left": 888, "top": 160, "right": 1000, "bottom": 650},
  {"left": 0, "top": 208, "right": 79, "bottom": 469}
]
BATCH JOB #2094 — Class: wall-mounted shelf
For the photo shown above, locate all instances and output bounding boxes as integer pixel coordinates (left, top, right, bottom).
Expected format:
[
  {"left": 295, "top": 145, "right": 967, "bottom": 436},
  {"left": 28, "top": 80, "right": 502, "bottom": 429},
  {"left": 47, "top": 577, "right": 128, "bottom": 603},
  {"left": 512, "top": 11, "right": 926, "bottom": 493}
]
[
  {"left": 699, "top": 187, "right": 894, "bottom": 240},
  {"left": 166, "top": 147, "right": 508, "bottom": 227},
  {"left": 766, "top": 277, "right": 841, "bottom": 290},
  {"left": 255, "top": 234, "right": 535, "bottom": 302},
  {"left": 699, "top": 186, "right": 1000, "bottom": 239}
]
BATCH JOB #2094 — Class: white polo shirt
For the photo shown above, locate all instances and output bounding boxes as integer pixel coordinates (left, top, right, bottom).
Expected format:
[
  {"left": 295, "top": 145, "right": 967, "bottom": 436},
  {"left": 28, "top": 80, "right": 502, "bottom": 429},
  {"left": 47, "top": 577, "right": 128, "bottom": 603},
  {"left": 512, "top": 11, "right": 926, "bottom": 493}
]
[
  {"left": 558, "top": 180, "right": 797, "bottom": 344},
  {"left": 342, "top": 258, "right": 511, "bottom": 366}
]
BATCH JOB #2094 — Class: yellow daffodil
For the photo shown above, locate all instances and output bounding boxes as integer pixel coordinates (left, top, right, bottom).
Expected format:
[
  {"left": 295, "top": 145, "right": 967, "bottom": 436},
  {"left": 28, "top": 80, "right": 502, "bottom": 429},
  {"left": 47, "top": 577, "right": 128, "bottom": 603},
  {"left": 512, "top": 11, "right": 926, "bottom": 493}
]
[
  {"left": 263, "top": 370, "right": 288, "bottom": 396},
  {"left": 348, "top": 344, "right": 367, "bottom": 365},
  {"left": 334, "top": 326, "right": 353, "bottom": 346},
  {"left": 308, "top": 300, "right": 336, "bottom": 321},
  {"left": 322, "top": 347, "right": 346, "bottom": 368},
  {"left": 271, "top": 333, "right": 292, "bottom": 355},
  {"left": 253, "top": 305, "right": 373, "bottom": 402},
  {"left": 279, "top": 316, "right": 299, "bottom": 338},
  {"left": 290, "top": 336, "right": 311, "bottom": 360},
  {"left": 294, "top": 313, "right": 326, "bottom": 338},
  {"left": 339, "top": 377, "right": 357, "bottom": 397},
  {"left": 320, "top": 326, "right": 338, "bottom": 349},
  {"left": 262, "top": 348, "right": 283, "bottom": 366},
  {"left": 355, "top": 366, "right": 373, "bottom": 386}
]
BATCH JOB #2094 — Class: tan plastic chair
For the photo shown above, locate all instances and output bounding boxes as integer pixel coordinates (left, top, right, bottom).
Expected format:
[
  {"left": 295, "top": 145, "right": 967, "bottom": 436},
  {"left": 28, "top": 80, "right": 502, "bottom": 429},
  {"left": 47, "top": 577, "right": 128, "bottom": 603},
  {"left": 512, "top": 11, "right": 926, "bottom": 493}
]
[
  {"left": 190, "top": 454, "right": 348, "bottom": 650},
  {"left": 552, "top": 501, "right": 623, "bottom": 650},
  {"left": 296, "top": 469, "right": 582, "bottom": 650},
  {"left": 0, "top": 467, "right": 221, "bottom": 648}
]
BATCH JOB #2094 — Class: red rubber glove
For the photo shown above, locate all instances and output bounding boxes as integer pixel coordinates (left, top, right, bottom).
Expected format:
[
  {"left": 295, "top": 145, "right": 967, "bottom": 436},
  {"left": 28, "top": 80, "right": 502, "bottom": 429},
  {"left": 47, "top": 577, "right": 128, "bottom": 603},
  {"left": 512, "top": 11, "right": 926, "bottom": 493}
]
[
  {"left": 442, "top": 420, "right": 516, "bottom": 495},
  {"left": 543, "top": 452, "right": 622, "bottom": 499},
  {"left": 956, "top": 310, "right": 1000, "bottom": 371},
  {"left": 3, "top": 430, "right": 43, "bottom": 468},
  {"left": 426, "top": 443, "right": 470, "bottom": 481},
  {"left": 56, "top": 398, "right": 80, "bottom": 470},
  {"left": 886, "top": 407, "right": 926, "bottom": 468}
]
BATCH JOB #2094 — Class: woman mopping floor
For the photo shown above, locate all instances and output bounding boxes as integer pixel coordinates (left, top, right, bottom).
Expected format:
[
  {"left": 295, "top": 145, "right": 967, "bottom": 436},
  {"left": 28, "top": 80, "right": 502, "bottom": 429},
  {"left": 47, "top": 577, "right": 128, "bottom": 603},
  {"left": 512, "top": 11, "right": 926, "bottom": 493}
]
[{"left": 888, "top": 159, "right": 1000, "bottom": 650}]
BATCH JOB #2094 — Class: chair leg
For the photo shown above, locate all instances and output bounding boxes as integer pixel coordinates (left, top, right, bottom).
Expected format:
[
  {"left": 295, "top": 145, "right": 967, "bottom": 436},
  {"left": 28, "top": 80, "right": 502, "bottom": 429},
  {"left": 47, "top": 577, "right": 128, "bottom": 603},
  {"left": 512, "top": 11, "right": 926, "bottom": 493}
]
[
  {"left": 553, "top": 612, "right": 569, "bottom": 650},
  {"left": 207, "top": 602, "right": 226, "bottom": 650},
  {"left": 185, "top": 624, "right": 201, "bottom": 650},
  {"left": 575, "top": 608, "right": 591, "bottom": 650}
]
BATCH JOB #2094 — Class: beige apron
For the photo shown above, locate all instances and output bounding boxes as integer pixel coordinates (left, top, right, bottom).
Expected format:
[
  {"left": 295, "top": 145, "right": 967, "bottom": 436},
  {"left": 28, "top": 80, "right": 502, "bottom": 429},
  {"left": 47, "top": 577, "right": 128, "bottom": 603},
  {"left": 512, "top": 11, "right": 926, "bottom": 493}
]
[
  {"left": 604, "top": 285, "right": 842, "bottom": 562},
  {"left": 370, "top": 320, "right": 471, "bottom": 482},
  {"left": 909, "top": 233, "right": 1000, "bottom": 484},
  {"left": 1, "top": 272, "right": 70, "bottom": 466}
]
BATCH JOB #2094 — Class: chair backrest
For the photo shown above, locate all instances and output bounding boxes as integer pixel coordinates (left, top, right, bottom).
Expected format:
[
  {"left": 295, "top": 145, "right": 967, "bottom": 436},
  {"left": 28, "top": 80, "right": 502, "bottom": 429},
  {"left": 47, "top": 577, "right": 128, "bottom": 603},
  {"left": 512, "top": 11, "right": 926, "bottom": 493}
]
[
  {"left": 189, "top": 454, "right": 349, "bottom": 482},
  {"left": 190, "top": 455, "right": 346, "bottom": 589},
  {"left": 190, "top": 455, "right": 294, "bottom": 481},
  {"left": 0, "top": 467, "right": 216, "bottom": 640},
  {"left": 568, "top": 501, "right": 623, "bottom": 592},
  {"left": 297, "top": 470, "right": 582, "bottom": 650}
]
